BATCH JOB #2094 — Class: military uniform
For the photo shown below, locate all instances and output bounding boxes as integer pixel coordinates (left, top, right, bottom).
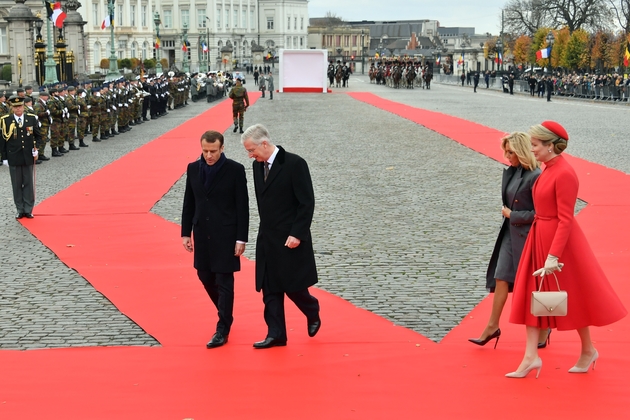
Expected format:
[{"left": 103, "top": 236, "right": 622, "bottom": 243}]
[
  {"left": 0, "top": 96, "right": 42, "bottom": 217},
  {"left": 48, "top": 90, "right": 66, "bottom": 156},
  {"left": 65, "top": 88, "right": 80, "bottom": 150},
  {"left": 89, "top": 87, "right": 104, "bottom": 141},
  {"left": 33, "top": 93, "right": 52, "bottom": 158},
  {"left": 228, "top": 81, "right": 249, "bottom": 133},
  {"left": 76, "top": 88, "right": 89, "bottom": 146}
]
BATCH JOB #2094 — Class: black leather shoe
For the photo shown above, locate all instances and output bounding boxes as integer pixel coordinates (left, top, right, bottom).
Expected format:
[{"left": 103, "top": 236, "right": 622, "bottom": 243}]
[
  {"left": 206, "top": 332, "right": 228, "bottom": 349},
  {"left": 233, "top": 125, "right": 238, "bottom": 133},
  {"left": 468, "top": 329, "right": 501, "bottom": 349},
  {"left": 92, "top": 137, "right": 101, "bottom": 142},
  {"left": 308, "top": 318, "right": 321, "bottom": 337},
  {"left": 79, "top": 140, "right": 89, "bottom": 147},
  {"left": 51, "top": 148, "right": 63, "bottom": 157},
  {"left": 15, "top": 213, "right": 24, "bottom": 219},
  {"left": 38, "top": 155, "right": 50, "bottom": 161},
  {"left": 69, "top": 144, "right": 80, "bottom": 151},
  {"left": 253, "top": 337, "right": 287, "bottom": 349},
  {"left": 59, "top": 147, "right": 69, "bottom": 153},
  {"left": 143, "top": 117, "right": 150, "bottom": 121},
  {"left": 24, "top": 213, "right": 34, "bottom": 219}
]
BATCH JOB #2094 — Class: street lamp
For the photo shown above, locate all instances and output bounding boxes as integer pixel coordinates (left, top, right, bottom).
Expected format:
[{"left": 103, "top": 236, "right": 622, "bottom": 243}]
[
  {"left": 336, "top": 47, "right": 342, "bottom": 63},
  {"left": 361, "top": 29, "right": 365, "bottom": 75},
  {"left": 106, "top": 0, "right": 119, "bottom": 80},
  {"left": 181, "top": 22, "right": 190, "bottom": 73},
  {"left": 205, "top": 16, "right": 211, "bottom": 72},
  {"left": 496, "top": 37, "right": 503, "bottom": 73},
  {"left": 34, "top": 17, "right": 46, "bottom": 86},
  {"left": 41, "top": 0, "right": 59, "bottom": 85},
  {"left": 546, "top": 31, "right": 555, "bottom": 75},
  {"left": 154, "top": 12, "right": 162, "bottom": 74}
]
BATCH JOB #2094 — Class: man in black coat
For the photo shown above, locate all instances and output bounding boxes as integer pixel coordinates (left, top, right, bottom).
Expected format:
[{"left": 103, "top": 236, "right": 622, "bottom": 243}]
[
  {"left": 241, "top": 124, "right": 321, "bottom": 349},
  {"left": 181, "top": 130, "right": 249, "bottom": 348},
  {"left": 1, "top": 96, "right": 42, "bottom": 219}
]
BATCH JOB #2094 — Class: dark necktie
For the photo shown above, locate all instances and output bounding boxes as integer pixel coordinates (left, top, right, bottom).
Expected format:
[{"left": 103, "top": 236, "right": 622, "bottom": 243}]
[{"left": 264, "top": 161, "right": 270, "bottom": 182}]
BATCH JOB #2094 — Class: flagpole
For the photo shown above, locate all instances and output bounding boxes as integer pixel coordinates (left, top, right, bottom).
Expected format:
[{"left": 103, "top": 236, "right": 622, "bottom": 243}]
[
  {"left": 106, "top": 0, "right": 119, "bottom": 80},
  {"left": 43, "top": 0, "right": 59, "bottom": 85}
]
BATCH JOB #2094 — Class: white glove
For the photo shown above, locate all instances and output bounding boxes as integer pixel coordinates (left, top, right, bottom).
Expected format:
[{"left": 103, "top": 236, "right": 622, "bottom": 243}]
[
  {"left": 64, "top": 107, "right": 68, "bottom": 113},
  {"left": 107, "top": 109, "right": 110, "bottom": 113},
  {"left": 129, "top": 99, "right": 133, "bottom": 103},
  {"left": 112, "top": 106, "right": 117, "bottom": 111},
  {"left": 78, "top": 109, "right": 81, "bottom": 115},
  {"left": 533, "top": 255, "right": 564, "bottom": 277},
  {"left": 124, "top": 104, "right": 128, "bottom": 107},
  {"left": 113, "top": 94, "right": 117, "bottom": 98},
  {"left": 46, "top": 109, "right": 50, "bottom": 115},
  {"left": 48, "top": 117, "right": 53, "bottom": 124},
  {"left": 32, "top": 149, "right": 38, "bottom": 157},
  {"left": 3, "top": 160, "right": 8, "bottom": 165},
  {"left": 87, "top": 105, "right": 91, "bottom": 109}
]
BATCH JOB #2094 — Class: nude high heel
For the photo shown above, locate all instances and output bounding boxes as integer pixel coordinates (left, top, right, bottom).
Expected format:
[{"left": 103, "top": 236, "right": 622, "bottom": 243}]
[
  {"left": 505, "top": 357, "right": 542, "bottom": 379},
  {"left": 568, "top": 350, "right": 599, "bottom": 373}
]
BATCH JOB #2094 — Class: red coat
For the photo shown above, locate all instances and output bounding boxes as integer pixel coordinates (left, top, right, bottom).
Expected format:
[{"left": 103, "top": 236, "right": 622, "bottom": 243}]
[{"left": 510, "top": 155, "right": 626, "bottom": 330}]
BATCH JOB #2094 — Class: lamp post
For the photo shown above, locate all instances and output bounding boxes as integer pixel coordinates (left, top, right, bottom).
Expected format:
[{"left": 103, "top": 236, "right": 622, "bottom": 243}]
[
  {"left": 496, "top": 37, "right": 503, "bottom": 73},
  {"left": 106, "top": 0, "right": 119, "bottom": 80},
  {"left": 336, "top": 47, "right": 342, "bottom": 64},
  {"left": 205, "top": 16, "right": 211, "bottom": 72},
  {"left": 34, "top": 17, "right": 46, "bottom": 86},
  {"left": 546, "top": 31, "right": 555, "bottom": 76},
  {"left": 181, "top": 22, "right": 190, "bottom": 73},
  {"left": 41, "top": 0, "right": 59, "bottom": 85},
  {"left": 361, "top": 29, "right": 365, "bottom": 75},
  {"left": 154, "top": 12, "right": 162, "bottom": 74}
]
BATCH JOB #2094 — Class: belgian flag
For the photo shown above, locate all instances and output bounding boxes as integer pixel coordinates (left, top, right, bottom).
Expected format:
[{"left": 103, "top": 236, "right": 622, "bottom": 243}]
[{"left": 624, "top": 41, "right": 630, "bottom": 67}]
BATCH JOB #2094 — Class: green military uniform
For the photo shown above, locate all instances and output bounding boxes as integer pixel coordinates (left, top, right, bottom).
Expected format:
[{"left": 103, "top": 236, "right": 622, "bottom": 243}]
[
  {"left": 76, "top": 89, "right": 89, "bottom": 146},
  {"left": 228, "top": 81, "right": 250, "bottom": 133},
  {"left": 89, "top": 88, "right": 104, "bottom": 141},
  {"left": 47, "top": 90, "right": 66, "bottom": 156},
  {"left": 33, "top": 94, "right": 51, "bottom": 158},
  {"left": 65, "top": 88, "right": 80, "bottom": 150}
]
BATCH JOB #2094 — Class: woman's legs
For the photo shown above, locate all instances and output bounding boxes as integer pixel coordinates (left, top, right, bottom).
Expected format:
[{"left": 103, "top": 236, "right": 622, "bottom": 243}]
[
  {"left": 573, "top": 327, "right": 597, "bottom": 368},
  {"left": 514, "top": 326, "right": 541, "bottom": 372},
  {"left": 477, "top": 279, "right": 509, "bottom": 339}
]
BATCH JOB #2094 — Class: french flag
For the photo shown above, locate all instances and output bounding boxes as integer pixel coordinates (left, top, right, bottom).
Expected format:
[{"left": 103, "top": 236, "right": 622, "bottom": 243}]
[
  {"left": 536, "top": 47, "right": 551, "bottom": 60},
  {"left": 202, "top": 42, "right": 209, "bottom": 53}
]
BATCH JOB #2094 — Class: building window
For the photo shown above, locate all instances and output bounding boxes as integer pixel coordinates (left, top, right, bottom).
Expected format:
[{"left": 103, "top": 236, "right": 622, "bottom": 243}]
[
  {"left": 117, "top": 5, "right": 123, "bottom": 26},
  {"left": 287, "top": 36, "right": 290, "bottom": 48},
  {"left": 93, "top": 42, "right": 101, "bottom": 68},
  {"left": 322, "top": 35, "right": 326, "bottom": 47},
  {"left": 293, "top": 36, "right": 297, "bottom": 48},
  {"left": 118, "top": 40, "right": 127, "bottom": 59},
  {"left": 225, "top": 7, "right": 229, "bottom": 28},
  {"left": 267, "top": 17, "right": 273, "bottom": 30},
  {"left": 250, "top": 10, "right": 255, "bottom": 29},
  {"left": 163, "top": 10, "right": 172, "bottom": 28},
  {"left": 217, "top": 7, "right": 221, "bottom": 28},
  {"left": 182, "top": 9, "right": 190, "bottom": 27},
  {"left": 301, "top": 17, "right": 304, "bottom": 30},
  {"left": 242, "top": 9, "right": 246, "bottom": 29},
  {"left": 233, "top": 8, "right": 238, "bottom": 28},
  {"left": 327, "top": 35, "right": 332, "bottom": 46},
  {"left": 198, "top": 9, "right": 206, "bottom": 28},
  {"left": 294, "top": 17, "right": 297, "bottom": 30},
  {"left": 92, "top": 3, "right": 99, "bottom": 24},
  {"left": 130, "top": 5, "right": 136, "bottom": 27},
  {"left": 300, "top": 37, "right": 303, "bottom": 47},
  {"left": 142, "top": 41, "right": 148, "bottom": 60},
  {"left": 287, "top": 17, "right": 290, "bottom": 30},
  {"left": 352, "top": 35, "right": 357, "bottom": 47},
  {"left": 336, "top": 35, "right": 341, "bottom": 47},
  {"left": 141, "top": 5, "right": 147, "bottom": 27},
  {"left": 131, "top": 41, "right": 137, "bottom": 58},
  {"left": 344, "top": 36, "right": 349, "bottom": 47}
]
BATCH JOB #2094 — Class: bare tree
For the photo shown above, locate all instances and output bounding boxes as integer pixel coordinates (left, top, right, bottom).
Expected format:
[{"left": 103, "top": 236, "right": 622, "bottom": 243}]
[
  {"left": 609, "top": 0, "right": 630, "bottom": 33},
  {"left": 503, "top": 0, "right": 552, "bottom": 36},
  {"left": 323, "top": 11, "right": 344, "bottom": 27},
  {"left": 503, "top": 0, "right": 613, "bottom": 34}
]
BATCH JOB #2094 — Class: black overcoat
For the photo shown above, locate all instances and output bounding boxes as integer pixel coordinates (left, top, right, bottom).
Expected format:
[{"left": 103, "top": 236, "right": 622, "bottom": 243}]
[
  {"left": 486, "top": 165, "right": 541, "bottom": 290},
  {"left": 1, "top": 113, "right": 41, "bottom": 166},
  {"left": 253, "top": 146, "right": 318, "bottom": 293},
  {"left": 181, "top": 157, "right": 249, "bottom": 273}
]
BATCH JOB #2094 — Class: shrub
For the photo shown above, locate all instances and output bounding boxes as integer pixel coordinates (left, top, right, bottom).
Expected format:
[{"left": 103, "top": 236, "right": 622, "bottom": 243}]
[
  {"left": 99, "top": 58, "right": 110, "bottom": 69},
  {"left": 1, "top": 64, "right": 11, "bottom": 81}
]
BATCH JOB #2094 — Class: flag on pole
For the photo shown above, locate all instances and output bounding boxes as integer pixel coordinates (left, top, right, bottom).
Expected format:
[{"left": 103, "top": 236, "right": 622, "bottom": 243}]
[
  {"left": 202, "top": 42, "right": 209, "bottom": 53},
  {"left": 436, "top": 54, "right": 441, "bottom": 65},
  {"left": 182, "top": 41, "right": 190, "bottom": 52},
  {"left": 494, "top": 52, "right": 503, "bottom": 64},
  {"left": 457, "top": 53, "right": 464, "bottom": 65},
  {"left": 46, "top": 1, "right": 67, "bottom": 29},
  {"left": 154, "top": 37, "right": 160, "bottom": 49},
  {"left": 624, "top": 41, "right": 630, "bottom": 67},
  {"left": 101, "top": 15, "right": 111, "bottom": 29},
  {"left": 536, "top": 47, "right": 551, "bottom": 60}
]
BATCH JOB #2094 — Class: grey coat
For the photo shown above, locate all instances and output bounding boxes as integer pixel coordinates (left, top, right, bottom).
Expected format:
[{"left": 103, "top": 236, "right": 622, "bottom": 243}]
[
  {"left": 486, "top": 165, "right": 541, "bottom": 291},
  {"left": 266, "top": 75, "right": 274, "bottom": 91}
]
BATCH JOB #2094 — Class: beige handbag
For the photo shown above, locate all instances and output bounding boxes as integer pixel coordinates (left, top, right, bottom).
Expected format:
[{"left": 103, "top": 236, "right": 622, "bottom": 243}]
[{"left": 531, "top": 273, "right": 568, "bottom": 317}]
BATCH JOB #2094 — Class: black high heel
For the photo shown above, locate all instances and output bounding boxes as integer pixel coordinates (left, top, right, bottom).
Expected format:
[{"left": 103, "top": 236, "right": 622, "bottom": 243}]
[
  {"left": 468, "top": 329, "right": 501, "bottom": 349},
  {"left": 538, "top": 328, "right": 552, "bottom": 349}
]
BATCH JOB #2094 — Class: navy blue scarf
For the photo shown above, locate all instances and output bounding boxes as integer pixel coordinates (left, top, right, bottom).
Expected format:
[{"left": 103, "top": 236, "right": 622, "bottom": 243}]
[{"left": 199, "top": 152, "right": 226, "bottom": 191}]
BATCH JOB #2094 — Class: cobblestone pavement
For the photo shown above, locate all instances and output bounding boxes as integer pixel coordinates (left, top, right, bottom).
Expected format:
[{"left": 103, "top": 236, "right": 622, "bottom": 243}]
[
  {"left": 0, "top": 98, "right": 224, "bottom": 349},
  {"left": 3, "top": 77, "right": 617, "bottom": 347}
]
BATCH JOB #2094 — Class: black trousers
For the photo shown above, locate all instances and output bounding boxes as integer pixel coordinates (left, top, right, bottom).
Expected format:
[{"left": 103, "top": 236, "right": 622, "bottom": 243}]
[
  {"left": 262, "top": 281, "right": 320, "bottom": 341},
  {"left": 197, "top": 270, "right": 235, "bottom": 335}
]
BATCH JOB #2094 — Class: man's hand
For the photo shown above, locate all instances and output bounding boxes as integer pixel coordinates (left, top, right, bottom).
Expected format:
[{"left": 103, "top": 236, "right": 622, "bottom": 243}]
[
  {"left": 182, "top": 236, "right": 193, "bottom": 253},
  {"left": 501, "top": 205, "right": 511, "bottom": 218},
  {"left": 285, "top": 236, "right": 301, "bottom": 249},
  {"left": 234, "top": 242, "right": 246, "bottom": 256}
]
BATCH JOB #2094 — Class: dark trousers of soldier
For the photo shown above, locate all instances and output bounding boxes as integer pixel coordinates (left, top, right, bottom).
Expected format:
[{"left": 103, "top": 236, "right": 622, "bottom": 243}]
[
  {"left": 50, "top": 121, "right": 64, "bottom": 152},
  {"left": 232, "top": 104, "right": 245, "bottom": 129},
  {"left": 68, "top": 117, "right": 78, "bottom": 148},
  {"left": 37, "top": 126, "right": 49, "bottom": 157},
  {"left": 90, "top": 114, "right": 101, "bottom": 139},
  {"left": 78, "top": 117, "right": 87, "bottom": 140},
  {"left": 9, "top": 165, "right": 35, "bottom": 214}
]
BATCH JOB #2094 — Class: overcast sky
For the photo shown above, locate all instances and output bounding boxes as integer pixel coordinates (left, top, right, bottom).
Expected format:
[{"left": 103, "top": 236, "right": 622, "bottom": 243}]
[{"left": 308, "top": 0, "right": 507, "bottom": 35}]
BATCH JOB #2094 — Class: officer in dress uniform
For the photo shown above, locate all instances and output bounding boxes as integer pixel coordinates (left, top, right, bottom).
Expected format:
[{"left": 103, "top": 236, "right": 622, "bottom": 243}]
[{"left": 1, "top": 96, "right": 42, "bottom": 219}]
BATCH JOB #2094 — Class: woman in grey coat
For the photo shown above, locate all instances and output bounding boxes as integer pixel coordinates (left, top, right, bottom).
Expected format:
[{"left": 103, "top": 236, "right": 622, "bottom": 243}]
[
  {"left": 468, "top": 132, "right": 541, "bottom": 348},
  {"left": 266, "top": 72, "right": 274, "bottom": 100}
]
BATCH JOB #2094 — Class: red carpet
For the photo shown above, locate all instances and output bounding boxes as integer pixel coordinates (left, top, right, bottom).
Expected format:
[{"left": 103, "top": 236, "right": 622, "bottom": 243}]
[{"left": 2, "top": 92, "right": 629, "bottom": 419}]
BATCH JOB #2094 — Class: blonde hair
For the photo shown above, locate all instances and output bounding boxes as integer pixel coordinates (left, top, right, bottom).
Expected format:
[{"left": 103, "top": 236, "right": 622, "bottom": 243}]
[
  {"left": 528, "top": 124, "right": 568, "bottom": 154},
  {"left": 501, "top": 132, "right": 539, "bottom": 170}
]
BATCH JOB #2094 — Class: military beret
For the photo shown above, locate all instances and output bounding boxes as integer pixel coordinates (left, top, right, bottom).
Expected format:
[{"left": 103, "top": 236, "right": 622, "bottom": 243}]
[
  {"left": 68, "top": 86, "right": 76, "bottom": 91},
  {"left": 39, "top": 91, "right": 50, "bottom": 97},
  {"left": 24, "top": 97, "right": 33, "bottom": 103},
  {"left": 91, "top": 87, "right": 100, "bottom": 93},
  {"left": 16, "top": 88, "right": 25, "bottom": 93},
  {"left": 24, "top": 85, "right": 33, "bottom": 90},
  {"left": 8, "top": 96, "right": 25, "bottom": 106},
  {"left": 48, "top": 88, "right": 58, "bottom": 94},
  {"left": 77, "top": 88, "right": 85, "bottom": 94},
  {"left": 541, "top": 121, "right": 569, "bottom": 141}
]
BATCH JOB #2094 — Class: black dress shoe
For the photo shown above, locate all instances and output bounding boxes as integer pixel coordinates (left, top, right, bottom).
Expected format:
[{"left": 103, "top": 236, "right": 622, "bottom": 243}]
[
  {"left": 206, "top": 332, "right": 228, "bottom": 349},
  {"left": 468, "top": 328, "right": 501, "bottom": 349},
  {"left": 307, "top": 318, "right": 321, "bottom": 337},
  {"left": 59, "top": 146, "right": 69, "bottom": 153},
  {"left": 38, "top": 155, "right": 50, "bottom": 161},
  {"left": 24, "top": 213, "right": 34, "bottom": 219},
  {"left": 15, "top": 213, "right": 24, "bottom": 219},
  {"left": 253, "top": 337, "right": 287, "bottom": 349},
  {"left": 69, "top": 144, "right": 80, "bottom": 151}
]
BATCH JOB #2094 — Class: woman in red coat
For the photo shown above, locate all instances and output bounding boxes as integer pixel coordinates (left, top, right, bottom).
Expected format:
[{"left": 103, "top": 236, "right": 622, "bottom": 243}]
[{"left": 506, "top": 121, "right": 626, "bottom": 378}]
